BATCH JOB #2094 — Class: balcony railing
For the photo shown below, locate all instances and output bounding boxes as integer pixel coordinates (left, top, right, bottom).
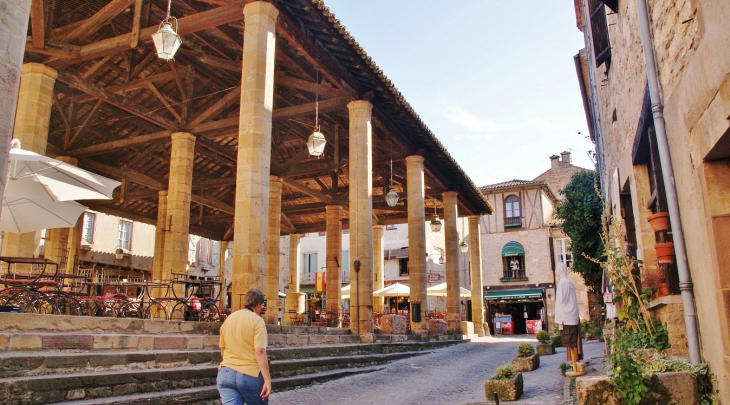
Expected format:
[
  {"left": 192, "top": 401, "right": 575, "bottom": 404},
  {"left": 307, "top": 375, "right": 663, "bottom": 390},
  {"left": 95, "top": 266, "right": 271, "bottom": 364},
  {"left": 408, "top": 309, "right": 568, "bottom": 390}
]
[
  {"left": 501, "top": 269, "right": 527, "bottom": 281},
  {"left": 300, "top": 272, "right": 350, "bottom": 285},
  {"left": 504, "top": 216, "right": 522, "bottom": 228}
]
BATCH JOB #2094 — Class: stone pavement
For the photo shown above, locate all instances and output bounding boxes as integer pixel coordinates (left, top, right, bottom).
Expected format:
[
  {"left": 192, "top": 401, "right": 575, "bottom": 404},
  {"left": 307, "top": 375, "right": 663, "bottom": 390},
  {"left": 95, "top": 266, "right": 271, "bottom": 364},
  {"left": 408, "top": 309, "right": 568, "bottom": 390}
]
[{"left": 270, "top": 335, "right": 607, "bottom": 405}]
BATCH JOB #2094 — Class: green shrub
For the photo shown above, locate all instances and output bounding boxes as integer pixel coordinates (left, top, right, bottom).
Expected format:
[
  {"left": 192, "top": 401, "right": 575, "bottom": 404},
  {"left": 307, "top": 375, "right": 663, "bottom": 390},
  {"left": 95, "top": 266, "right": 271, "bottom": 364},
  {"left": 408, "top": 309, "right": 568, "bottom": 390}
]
[
  {"left": 536, "top": 330, "right": 551, "bottom": 344},
  {"left": 517, "top": 343, "right": 535, "bottom": 357},
  {"left": 494, "top": 364, "right": 516, "bottom": 380},
  {"left": 552, "top": 334, "right": 563, "bottom": 347},
  {"left": 559, "top": 362, "right": 571, "bottom": 376}
]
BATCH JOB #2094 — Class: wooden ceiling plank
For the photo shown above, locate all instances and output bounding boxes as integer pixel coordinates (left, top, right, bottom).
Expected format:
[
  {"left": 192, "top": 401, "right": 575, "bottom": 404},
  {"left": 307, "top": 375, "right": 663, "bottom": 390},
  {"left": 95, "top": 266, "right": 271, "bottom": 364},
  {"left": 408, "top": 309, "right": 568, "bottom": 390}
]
[
  {"left": 192, "top": 176, "right": 236, "bottom": 190},
  {"left": 60, "top": 0, "right": 136, "bottom": 43},
  {"left": 189, "top": 84, "right": 240, "bottom": 126},
  {"left": 272, "top": 97, "right": 349, "bottom": 120},
  {"left": 56, "top": 70, "right": 178, "bottom": 130},
  {"left": 130, "top": 0, "right": 144, "bottom": 48},
  {"left": 81, "top": 55, "right": 114, "bottom": 79},
  {"left": 195, "top": 135, "right": 236, "bottom": 161},
  {"left": 191, "top": 192, "right": 234, "bottom": 215},
  {"left": 282, "top": 178, "right": 337, "bottom": 205},
  {"left": 31, "top": 0, "right": 45, "bottom": 49},
  {"left": 69, "top": 130, "right": 171, "bottom": 157},
  {"left": 147, "top": 83, "right": 182, "bottom": 123}
]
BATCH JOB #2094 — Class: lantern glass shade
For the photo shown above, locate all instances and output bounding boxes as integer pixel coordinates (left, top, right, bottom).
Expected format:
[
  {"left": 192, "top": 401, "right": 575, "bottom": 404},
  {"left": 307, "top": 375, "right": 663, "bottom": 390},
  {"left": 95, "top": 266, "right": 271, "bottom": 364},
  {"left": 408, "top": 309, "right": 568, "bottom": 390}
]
[
  {"left": 438, "top": 254, "right": 445, "bottom": 265},
  {"left": 385, "top": 188, "right": 399, "bottom": 207},
  {"left": 152, "top": 21, "right": 182, "bottom": 61},
  {"left": 430, "top": 215, "right": 442, "bottom": 232},
  {"left": 307, "top": 131, "right": 326, "bottom": 156},
  {"left": 460, "top": 240, "right": 469, "bottom": 253}
]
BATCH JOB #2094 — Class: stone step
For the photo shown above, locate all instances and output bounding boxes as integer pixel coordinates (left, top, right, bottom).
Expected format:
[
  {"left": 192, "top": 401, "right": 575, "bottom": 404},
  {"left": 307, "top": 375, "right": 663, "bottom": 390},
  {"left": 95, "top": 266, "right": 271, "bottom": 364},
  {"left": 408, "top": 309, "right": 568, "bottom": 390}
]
[
  {"left": 53, "top": 366, "right": 386, "bottom": 404},
  {"left": 271, "top": 351, "right": 428, "bottom": 378},
  {"left": 0, "top": 332, "right": 220, "bottom": 352}
]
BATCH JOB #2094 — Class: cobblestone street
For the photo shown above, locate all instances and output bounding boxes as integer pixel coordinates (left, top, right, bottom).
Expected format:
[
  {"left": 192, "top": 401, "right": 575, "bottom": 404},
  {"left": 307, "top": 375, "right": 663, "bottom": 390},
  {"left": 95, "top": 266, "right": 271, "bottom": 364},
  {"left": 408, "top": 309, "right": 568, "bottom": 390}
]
[{"left": 271, "top": 336, "right": 605, "bottom": 405}]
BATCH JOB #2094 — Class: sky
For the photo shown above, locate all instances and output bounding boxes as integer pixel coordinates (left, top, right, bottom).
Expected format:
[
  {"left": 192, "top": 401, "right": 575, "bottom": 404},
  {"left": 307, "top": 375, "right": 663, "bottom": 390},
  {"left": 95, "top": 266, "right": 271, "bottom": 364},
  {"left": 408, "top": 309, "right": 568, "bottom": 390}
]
[{"left": 323, "top": 0, "right": 596, "bottom": 187}]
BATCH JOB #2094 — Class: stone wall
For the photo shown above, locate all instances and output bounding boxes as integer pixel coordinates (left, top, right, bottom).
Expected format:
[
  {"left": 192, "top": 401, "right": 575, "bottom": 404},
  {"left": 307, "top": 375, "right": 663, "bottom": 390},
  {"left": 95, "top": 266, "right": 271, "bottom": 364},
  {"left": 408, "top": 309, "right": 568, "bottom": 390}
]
[
  {"left": 481, "top": 228, "right": 553, "bottom": 286},
  {"left": 648, "top": 296, "right": 688, "bottom": 356}
]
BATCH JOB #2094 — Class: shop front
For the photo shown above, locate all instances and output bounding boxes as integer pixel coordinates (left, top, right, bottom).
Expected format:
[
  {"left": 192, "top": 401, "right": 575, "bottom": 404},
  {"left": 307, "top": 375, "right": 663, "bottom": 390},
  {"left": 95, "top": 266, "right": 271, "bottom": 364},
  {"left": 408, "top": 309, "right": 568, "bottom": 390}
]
[{"left": 485, "top": 288, "right": 545, "bottom": 335}]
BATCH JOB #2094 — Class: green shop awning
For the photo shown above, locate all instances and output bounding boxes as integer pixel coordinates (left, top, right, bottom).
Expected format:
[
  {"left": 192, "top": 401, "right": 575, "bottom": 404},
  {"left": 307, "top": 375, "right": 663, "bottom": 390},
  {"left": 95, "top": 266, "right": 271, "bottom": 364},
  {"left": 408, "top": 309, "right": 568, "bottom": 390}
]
[
  {"left": 485, "top": 289, "right": 543, "bottom": 301},
  {"left": 501, "top": 241, "right": 525, "bottom": 257}
]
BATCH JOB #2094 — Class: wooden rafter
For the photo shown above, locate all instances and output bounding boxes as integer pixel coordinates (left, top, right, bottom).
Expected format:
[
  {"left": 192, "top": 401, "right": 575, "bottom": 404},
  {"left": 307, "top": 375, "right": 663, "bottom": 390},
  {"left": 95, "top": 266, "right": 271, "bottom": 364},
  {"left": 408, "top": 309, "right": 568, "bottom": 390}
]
[
  {"left": 58, "top": 0, "right": 136, "bottom": 43},
  {"left": 31, "top": 0, "right": 45, "bottom": 49}
]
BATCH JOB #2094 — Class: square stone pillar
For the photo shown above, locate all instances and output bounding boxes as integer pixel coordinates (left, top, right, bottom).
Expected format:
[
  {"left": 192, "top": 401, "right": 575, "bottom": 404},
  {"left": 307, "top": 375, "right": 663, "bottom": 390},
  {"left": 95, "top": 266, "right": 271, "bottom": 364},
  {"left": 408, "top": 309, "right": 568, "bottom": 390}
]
[
  {"left": 325, "top": 205, "right": 343, "bottom": 320},
  {"left": 348, "top": 100, "right": 374, "bottom": 340},
  {"left": 265, "top": 176, "right": 282, "bottom": 324},
  {"left": 406, "top": 155, "right": 427, "bottom": 333},
  {"left": 443, "top": 191, "right": 461, "bottom": 333},
  {"left": 232, "top": 1, "right": 279, "bottom": 307},
  {"left": 372, "top": 225, "right": 385, "bottom": 314},
  {"left": 284, "top": 233, "right": 302, "bottom": 325},
  {"left": 1, "top": 63, "right": 57, "bottom": 258},
  {"left": 469, "top": 215, "right": 487, "bottom": 336},
  {"left": 162, "top": 133, "right": 195, "bottom": 282},
  {"left": 152, "top": 191, "right": 168, "bottom": 281}
]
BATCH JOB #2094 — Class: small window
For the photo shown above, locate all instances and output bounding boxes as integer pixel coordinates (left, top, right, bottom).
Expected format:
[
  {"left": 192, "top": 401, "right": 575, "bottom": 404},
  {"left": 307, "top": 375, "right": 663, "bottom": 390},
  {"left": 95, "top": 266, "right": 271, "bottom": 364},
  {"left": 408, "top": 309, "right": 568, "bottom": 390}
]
[
  {"left": 588, "top": 0, "right": 611, "bottom": 68},
  {"left": 554, "top": 238, "right": 573, "bottom": 268},
  {"left": 117, "top": 220, "right": 132, "bottom": 250},
  {"left": 504, "top": 195, "right": 522, "bottom": 228},
  {"left": 385, "top": 224, "right": 397, "bottom": 230},
  {"left": 399, "top": 258, "right": 409, "bottom": 276},
  {"left": 81, "top": 212, "right": 95, "bottom": 244},
  {"left": 303, "top": 253, "right": 317, "bottom": 273}
]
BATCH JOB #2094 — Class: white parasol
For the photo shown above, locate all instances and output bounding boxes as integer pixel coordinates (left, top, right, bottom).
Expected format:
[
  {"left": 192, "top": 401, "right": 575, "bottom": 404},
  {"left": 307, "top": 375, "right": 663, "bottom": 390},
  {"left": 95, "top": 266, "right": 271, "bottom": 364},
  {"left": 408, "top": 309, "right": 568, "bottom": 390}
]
[
  {"left": 427, "top": 282, "right": 472, "bottom": 297},
  {"left": 0, "top": 197, "right": 87, "bottom": 234},
  {"left": 5, "top": 140, "right": 120, "bottom": 202},
  {"left": 372, "top": 282, "right": 411, "bottom": 297},
  {"left": 341, "top": 284, "right": 350, "bottom": 300}
]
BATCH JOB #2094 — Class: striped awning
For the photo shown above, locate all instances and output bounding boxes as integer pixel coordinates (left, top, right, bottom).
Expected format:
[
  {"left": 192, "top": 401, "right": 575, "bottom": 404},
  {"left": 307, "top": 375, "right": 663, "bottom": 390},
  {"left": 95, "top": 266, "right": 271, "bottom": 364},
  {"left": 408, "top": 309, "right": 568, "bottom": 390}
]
[{"left": 485, "top": 289, "right": 543, "bottom": 301}]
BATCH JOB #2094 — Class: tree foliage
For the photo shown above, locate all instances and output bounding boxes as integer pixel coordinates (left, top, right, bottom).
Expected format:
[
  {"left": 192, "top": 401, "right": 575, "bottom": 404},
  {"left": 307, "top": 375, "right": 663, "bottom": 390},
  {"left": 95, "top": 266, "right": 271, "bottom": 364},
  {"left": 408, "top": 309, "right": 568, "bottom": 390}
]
[{"left": 555, "top": 170, "right": 605, "bottom": 295}]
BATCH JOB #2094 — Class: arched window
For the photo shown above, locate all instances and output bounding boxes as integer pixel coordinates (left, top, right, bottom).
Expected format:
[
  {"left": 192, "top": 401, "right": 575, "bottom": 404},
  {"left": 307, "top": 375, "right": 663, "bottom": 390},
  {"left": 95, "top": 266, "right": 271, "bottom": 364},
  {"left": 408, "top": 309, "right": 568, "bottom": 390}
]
[{"left": 504, "top": 195, "right": 521, "bottom": 228}]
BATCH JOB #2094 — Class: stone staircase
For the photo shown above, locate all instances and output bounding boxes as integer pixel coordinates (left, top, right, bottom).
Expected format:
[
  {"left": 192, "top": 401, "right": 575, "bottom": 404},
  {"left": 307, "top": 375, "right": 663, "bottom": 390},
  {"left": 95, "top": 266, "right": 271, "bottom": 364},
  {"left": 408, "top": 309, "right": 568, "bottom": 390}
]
[{"left": 0, "top": 313, "right": 465, "bottom": 404}]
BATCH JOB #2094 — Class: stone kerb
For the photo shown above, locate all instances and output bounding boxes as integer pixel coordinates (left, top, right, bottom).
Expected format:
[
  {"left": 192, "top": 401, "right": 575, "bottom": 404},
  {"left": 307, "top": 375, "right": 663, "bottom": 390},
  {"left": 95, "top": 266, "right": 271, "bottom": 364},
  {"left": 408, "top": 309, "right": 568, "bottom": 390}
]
[
  {"left": 380, "top": 314, "right": 407, "bottom": 335},
  {"left": 576, "top": 371, "right": 698, "bottom": 405},
  {"left": 428, "top": 319, "right": 447, "bottom": 334}
]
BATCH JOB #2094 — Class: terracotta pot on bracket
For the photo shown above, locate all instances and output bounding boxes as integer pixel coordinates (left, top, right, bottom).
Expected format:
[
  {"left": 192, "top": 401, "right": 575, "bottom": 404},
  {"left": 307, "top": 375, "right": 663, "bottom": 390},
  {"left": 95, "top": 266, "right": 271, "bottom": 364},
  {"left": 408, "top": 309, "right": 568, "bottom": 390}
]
[
  {"left": 655, "top": 242, "right": 675, "bottom": 264},
  {"left": 647, "top": 212, "right": 671, "bottom": 233},
  {"left": 655, "top": 282, "right": 669, "bottom": 298}
]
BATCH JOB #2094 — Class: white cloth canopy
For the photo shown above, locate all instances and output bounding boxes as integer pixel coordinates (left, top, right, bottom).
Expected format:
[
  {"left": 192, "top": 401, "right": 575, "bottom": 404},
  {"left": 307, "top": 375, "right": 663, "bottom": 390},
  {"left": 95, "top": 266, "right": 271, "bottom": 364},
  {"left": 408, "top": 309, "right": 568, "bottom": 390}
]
[
  {"left": 426, "top": 282, "right": 471, "bottom": 297},
  {"left": 6, "top": 142, "right": 120, "bottom": 202},
  {"left": 341, "top": 284, "right": 350, "bottom": 299},
  {"left": 372, "top": 283, "right": 410, "bottom": 297},
  {"left": 0, "top": 197, "right": 87, "bottom": 233}
]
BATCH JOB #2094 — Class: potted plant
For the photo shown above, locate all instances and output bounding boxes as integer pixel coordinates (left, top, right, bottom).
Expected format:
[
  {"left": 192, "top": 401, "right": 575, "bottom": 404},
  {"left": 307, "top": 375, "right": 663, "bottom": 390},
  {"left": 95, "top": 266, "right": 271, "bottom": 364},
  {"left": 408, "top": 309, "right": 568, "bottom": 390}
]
[
  {"left": 114, "top": 248, "right": 124, "bottom": 260},
  {"left": 655, "top": 242, "right": 675, "bottom": 264},
  {"left": 512, "top": 342, "right": 539, "bottom": 372},
  {"left": 484, "top": 364, "right": 523, "bottom": 402},
  {"left": 647, "top": 212, "right": 671, "bottom": 232},
  {"left": 536, "top": 330, "right": 555, "bottom": 355}
]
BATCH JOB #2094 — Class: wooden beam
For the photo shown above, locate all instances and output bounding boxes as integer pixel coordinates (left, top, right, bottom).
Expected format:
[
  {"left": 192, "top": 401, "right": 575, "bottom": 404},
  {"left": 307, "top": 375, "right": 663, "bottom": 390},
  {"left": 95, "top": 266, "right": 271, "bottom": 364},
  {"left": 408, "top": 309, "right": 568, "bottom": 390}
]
[
  {"left": 68, "top": 99, "right": 104, "bottom": 148},
  {"left": 191, "top": 192, "right": 234, "bottom": 215},
  {"left": 56, "top": 70, "right": 178, "bottom": 130},
  {"left": 49, "top": 0, "right": 245, "bottom": 67},
  {"left": 68, "top": 130, "right": 171, "bottom": 156},
  {"left": 192, "top": 117, "right": 238, "bottom": 133},
  {"left": 130, "top": 0, "right": 144, "bottom": 48},
  {"left": 59, "top": 0, "right": 136, "bottom": 43},
  {"left": 31, "top": 0, "right": 45, "bottom": 49},
  {"left": 272, "top": 97, "right": 349, "bottom": 120},
  {"left": 198, "top": 54, "right": 240, "bottom": 72},
  {"left": 81, "top": 55, "right": 113, "bottom": 79},
  {"left": 105, "top": 71, "right": 177, "bottom": 94},
  {"left": 79, "top": 159, "right": 165, "bottom": 190},
  {"left": 192, "top": 176, "right": 236, "bottom": 190},
  {"left": 147, "top": 83, "right": 182, "bottom": 123},
  {"left": 25, "top": 40, "right": 80, "bottom": 58},
  {"left": 189, "top": 84, "right": 240, "bottom": 126},
  {"left": 281, "top": 178, "right": 338, "bottom": 205},
  {"left": 275, "top": 72, "right": 347, "bottom": 99},
  {"left": 195, "top": 136, "right": 236, "bottom": 162}
]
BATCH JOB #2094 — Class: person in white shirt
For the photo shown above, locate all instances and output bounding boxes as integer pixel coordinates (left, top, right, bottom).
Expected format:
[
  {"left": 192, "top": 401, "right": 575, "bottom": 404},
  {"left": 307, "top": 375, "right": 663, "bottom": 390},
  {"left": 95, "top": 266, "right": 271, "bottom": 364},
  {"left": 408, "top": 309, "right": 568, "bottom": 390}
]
[{"left": 554, "top": 262, "right": 584, "bottom": 375}]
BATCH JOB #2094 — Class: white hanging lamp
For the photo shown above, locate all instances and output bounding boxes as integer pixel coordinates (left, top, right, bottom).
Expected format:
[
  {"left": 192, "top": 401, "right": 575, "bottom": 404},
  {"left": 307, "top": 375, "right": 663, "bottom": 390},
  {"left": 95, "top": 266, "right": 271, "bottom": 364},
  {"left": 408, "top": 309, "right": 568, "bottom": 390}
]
[
  {"left": 307, "top": 71, "right": 326, "bottom": 157},
  {"left": 385, "top": 140, "right": 399, "bottom": 207},
  {"left": 460, "top": 240, "right": 469, "bottom": 253},
  {"left": 430, "top": 201, "right": 442, "bottom": 232},
  {"left": 152, "top": 0, "right": 182, "bottom": 61}
]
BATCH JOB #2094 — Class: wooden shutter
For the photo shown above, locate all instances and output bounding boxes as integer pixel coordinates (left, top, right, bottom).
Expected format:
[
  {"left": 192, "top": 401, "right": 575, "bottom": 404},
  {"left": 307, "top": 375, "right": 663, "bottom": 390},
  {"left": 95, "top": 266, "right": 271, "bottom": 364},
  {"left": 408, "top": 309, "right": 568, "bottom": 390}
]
[{"left": 588, "top": 0, "right": 611, "bottom": 67}]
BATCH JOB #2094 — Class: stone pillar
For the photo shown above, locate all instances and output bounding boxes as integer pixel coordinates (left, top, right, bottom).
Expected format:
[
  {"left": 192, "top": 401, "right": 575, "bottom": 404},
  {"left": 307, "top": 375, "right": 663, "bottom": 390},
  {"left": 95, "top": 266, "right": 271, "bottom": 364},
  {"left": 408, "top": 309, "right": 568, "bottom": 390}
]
[
  {"left": 218, "top": 240, "right": 229, "bottom": 310},
  {"left": 0, "top": 0, "right": 31, "bottom": 230},
  {"left": 406, "top": 156, "right": 427, "bottom": 333},
  {"left": 1, "top": 63, "right": 57, "bottom": 258},
  {"left": 443, "top": 191, "right": 461, "bottom": 333},
  {"left": 284, "top": 234, "right": 302, "bottom": 325},
  {"left": 161, "top": 133, "right": 195, "bottom": 282},
  {"left": 231, "top": 1, "right": 278, "bottom": 308},
  {"left": 265, "top": 176, "right": 282, "bottom": 324},
  {"left": 372, "top": 225, "right": 385, "bottom": 314},
  {"left": 469, "top": 215, "right": 486, "bottom": 336},
  {"left": 152, "top": 191, "right": 168, "bottom": 281},
  {"left": 325, "top": 205, "right": 343, "bottom": 319},
  {"left": 348, "top": 100, "right": 374, "bottom": 340}
]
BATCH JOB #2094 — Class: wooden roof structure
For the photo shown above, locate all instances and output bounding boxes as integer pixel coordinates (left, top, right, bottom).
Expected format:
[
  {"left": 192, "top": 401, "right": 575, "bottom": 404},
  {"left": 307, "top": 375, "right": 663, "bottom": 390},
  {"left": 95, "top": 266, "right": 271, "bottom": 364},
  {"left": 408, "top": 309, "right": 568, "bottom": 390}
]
[{"left": 24, "top": 0, "right": 492, "bottom": 241}]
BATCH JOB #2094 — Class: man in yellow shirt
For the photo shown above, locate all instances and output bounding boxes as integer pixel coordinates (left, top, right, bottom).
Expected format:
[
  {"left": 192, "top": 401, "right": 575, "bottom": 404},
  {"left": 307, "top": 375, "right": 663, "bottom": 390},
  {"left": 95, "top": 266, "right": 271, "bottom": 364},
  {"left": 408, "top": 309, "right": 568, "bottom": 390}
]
[{"left": 217, "top": 289, "right": 272, "bottom": 405}]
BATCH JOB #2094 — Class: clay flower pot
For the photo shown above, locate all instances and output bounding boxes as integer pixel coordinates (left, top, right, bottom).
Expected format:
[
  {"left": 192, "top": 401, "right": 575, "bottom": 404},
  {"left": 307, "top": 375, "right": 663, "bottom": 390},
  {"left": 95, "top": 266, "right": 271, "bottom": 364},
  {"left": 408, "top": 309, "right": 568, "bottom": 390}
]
[
  {"left": 647, "top": 212, "right": 671, "bottom": 232},
  {"left": 655, "top": 282, "right": 669, "bottom": 297},
  {"left": 655, "top": 242, "right": 675, "bottom": 264}
]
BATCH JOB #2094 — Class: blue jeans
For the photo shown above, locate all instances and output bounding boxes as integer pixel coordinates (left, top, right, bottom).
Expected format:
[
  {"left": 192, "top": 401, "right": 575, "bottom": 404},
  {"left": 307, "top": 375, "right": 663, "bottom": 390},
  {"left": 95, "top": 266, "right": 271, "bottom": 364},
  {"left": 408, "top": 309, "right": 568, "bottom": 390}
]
[{"left": 217, "top": 366, "right": 268, "bottom": 405}]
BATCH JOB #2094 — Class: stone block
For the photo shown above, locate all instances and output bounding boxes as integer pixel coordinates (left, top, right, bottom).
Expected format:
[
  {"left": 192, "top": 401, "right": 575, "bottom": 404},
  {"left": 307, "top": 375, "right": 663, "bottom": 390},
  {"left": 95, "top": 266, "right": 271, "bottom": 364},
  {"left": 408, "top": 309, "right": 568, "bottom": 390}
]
[
  {"left": 112, "top": 383, "right": 137, "bottom": 396},
  {"left": 187, "top": 336, "right": 203, "bottom": 349},
  {"left": 512, "top": 353, "right": 539, "bottom": 372},
  {"left": 428, "top": 319, "right": 447, "bottom": 335},
  {"left": 484, "top": 372, "right": 523, "bottom": 402},
  {"left": 93, "top": 335, "right": 113, "bottom": 350},
  {"left": 42, "top": 334, "right": 94, "bottom": 350},
  {"left": 112, "top": 335, "right": 139, "bottom": 350},
  {"left": 268, "top": 334, "right": 287, "bottom": 347},
  {"left": 154, "top": 336, "right": 187, "bottom": 350},
  {"left": 461, "top": 321, "right": 474, "bottom": 335},
  {"left": 576, "top": 371, "right": 698, "bottom": 405},
  {"left": 65, "top": 389, "right": 85, "bottom": 400},
  {"left": 308, "top": 334, "right": 326, "bottom": 345},
  {"left": 9, "top": 334, "right": 41, "bottom": 350},
  {"left": 537, "top": 343, "right": 555, "bottom": 355},
  {"left": 380, "top": 315, "right": 407, "bottom": 335},
  {"left": 202, "top": 335, "right": 219, "bottom": 349}
]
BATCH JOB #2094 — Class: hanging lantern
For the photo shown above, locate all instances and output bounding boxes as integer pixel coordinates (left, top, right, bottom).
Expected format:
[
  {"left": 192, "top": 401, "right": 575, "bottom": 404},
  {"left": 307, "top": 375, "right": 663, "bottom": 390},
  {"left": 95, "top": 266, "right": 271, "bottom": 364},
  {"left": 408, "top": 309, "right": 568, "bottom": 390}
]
[
  {"left": 385, "top": 187, "right": 399, "bottom": 207},
  {"left": 460, "top": 240, "right": 469, "bottom": 253},
  {"left": 438, "top": 254, "right": 445, "bottom": 265},
  {"left": 307, "top": 131, "right": 326, "bottom": 157},
  {"left": 430, "top": 214, "right": 442, "bottom": 232},
  {"left": 152, "top": 0, "right": 182, "bottom": 60}
]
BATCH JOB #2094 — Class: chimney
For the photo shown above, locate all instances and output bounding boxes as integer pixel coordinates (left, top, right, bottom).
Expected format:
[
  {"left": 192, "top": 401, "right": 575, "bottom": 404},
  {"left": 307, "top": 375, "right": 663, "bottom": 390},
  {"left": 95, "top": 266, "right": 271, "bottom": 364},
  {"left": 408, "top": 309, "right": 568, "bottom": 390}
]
[
  {"left": 550, "top": 155, "right": 560, "bottom": 169},
  {"left": 560, "top": 151, "right": 571, "bottom": 164}
]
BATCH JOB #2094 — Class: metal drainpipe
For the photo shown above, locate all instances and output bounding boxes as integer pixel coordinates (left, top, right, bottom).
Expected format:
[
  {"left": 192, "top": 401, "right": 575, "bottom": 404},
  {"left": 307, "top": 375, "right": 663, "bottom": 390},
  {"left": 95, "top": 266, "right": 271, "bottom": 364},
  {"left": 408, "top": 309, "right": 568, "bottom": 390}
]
[{"left": 634, "top": 0, "right": 701, "bottom": 364}]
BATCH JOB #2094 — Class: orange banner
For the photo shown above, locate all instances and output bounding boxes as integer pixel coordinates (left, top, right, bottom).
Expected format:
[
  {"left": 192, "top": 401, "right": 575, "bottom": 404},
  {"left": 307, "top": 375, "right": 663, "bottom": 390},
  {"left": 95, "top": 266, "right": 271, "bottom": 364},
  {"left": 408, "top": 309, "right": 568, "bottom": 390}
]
[{"left": 315, "top": 271, "right": 326, "bottom": 292}]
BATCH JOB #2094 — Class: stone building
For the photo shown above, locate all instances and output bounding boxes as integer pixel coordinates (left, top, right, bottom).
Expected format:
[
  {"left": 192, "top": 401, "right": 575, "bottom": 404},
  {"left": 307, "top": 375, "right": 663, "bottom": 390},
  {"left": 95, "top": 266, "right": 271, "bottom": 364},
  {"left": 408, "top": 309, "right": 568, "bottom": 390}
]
[
  {"left": 573, "top": 0, "right": 730, "bottom": 399},
  {"left": 479, "top": 152, "right": 590, "bottom": 335}
]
